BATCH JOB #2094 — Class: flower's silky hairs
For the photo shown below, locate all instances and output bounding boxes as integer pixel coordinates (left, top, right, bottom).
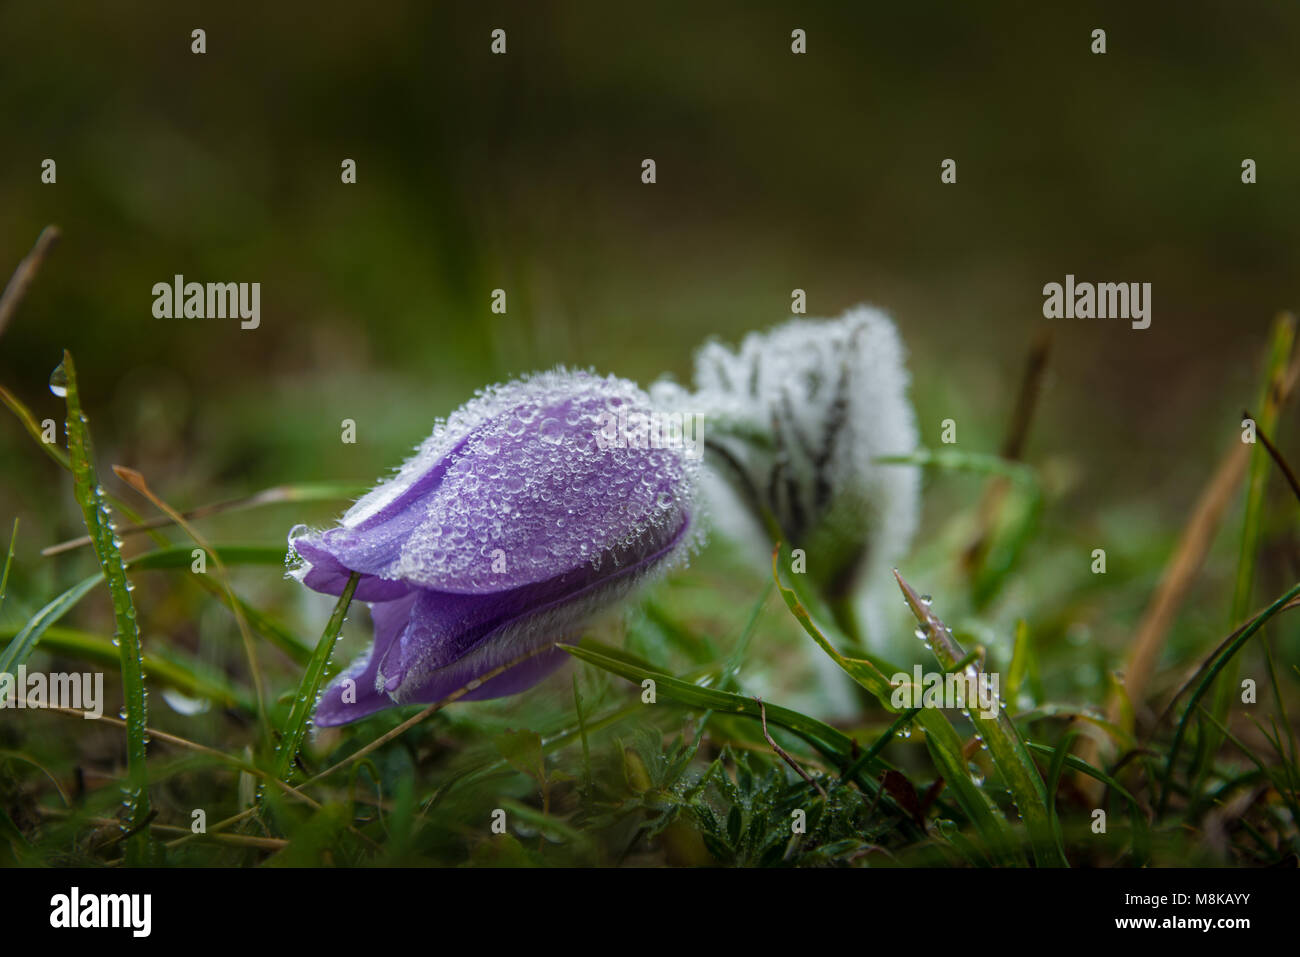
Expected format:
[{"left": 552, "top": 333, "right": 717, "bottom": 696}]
[
  {"left": 287, "top": 369, "right": 699, "bottom": 726},
  {"left": 668, "top": 305, "right": 919, "bottom": 621}
]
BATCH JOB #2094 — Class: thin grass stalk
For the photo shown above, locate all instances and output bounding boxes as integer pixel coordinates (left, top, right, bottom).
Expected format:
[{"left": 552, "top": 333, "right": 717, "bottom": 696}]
[
  {"left": 1209, "top": 314, "right": 1295, "bottom": 768},
  {"left": 58, "top": 351, "right": 152, "bottom": 864},
  {"left": 1159, "top": 579, "right": 1300, "bottom": 814},
  {"left": 270, "top": 571, "right": 360, "bottom": 788}
]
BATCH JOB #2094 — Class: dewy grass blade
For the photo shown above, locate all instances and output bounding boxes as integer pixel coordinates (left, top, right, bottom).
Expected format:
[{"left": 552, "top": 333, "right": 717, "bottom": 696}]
[
  {"left": 58, "top": 351, "right": 153, "bottom": 864},
  {"left": 271, "top": 571, "right": 360, "bottom": 787},
  {"left": 895, "top": 570, "right": 1064, "bottom": 867},
  {"left": 843, "top": 647, "right": 982, "bottom": 784},
  {"left": 920, "top": 708, "right": 1022, "bottom": 866},
  {"left": 771, "top": 547, "right": 1024, "bottom": 863}
]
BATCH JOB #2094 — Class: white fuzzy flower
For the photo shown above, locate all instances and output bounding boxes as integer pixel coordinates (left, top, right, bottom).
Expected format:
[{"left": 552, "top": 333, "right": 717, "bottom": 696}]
[{"left": 663, "top": 305, "right": 920, "bottom": 611}]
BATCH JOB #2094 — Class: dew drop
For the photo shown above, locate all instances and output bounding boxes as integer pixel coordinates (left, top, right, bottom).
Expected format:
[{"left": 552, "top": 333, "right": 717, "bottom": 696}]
[
  {"left": 48, "top": 362, "right": 68, "bottom": 397},
  {"left": 538, "top": 417, "right": 563, "bottom": 444}
]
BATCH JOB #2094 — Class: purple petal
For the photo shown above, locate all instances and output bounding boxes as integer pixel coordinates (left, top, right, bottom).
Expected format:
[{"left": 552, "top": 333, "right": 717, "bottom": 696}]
[
  {"left": 314, "top": 513, "right": 690, "bottom": 725},
  {"left": 381, "top": 513, "right": 690, "bottom": 703},
  {"left": 291, "top": 536, "right": 412, "bottom": 602},
  {"left": 313, "top": 592, "right": 417, "bottom": 726},
  {"left": 288, "top": 371, "right": 692, "bottom": 598}
]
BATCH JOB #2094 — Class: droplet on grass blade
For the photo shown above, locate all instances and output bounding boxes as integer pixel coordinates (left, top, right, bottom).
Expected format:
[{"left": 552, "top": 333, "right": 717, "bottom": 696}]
[{"left": 48, "top": 361, "right": 68, "bottom": 397}]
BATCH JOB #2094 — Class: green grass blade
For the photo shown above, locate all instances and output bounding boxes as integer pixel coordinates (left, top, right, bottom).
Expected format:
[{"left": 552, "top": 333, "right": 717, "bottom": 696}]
[
  {"left": 58, "top": 351, "right": 152, "bottom": 864},
  {"left": 0, "top": 625, "right": 256, "bottom": 713},
  {"left": 0, "top": 573, "right": 102, "bottom": 674},
  {"left": 875, "top": 448, "right": 1039, "bottom": 485},
  {"left": 1025, "top": 741, "right": 1150, "bottom": 863},
  {"left": 716, "top": 582, "right": 771, "bottom": 691},
  {"left": 1006, "top": 619, "right": 1030, "bottom": 704},
  {"left": 843, "top": 647, "right": 983, "bottom": 784},
  {"left": 0, "top": 544, "right": 296, "bottom": 675},
  {"left": 770, "top": 546, "right": 894, "bottom": 699},
  {"left": 919, "top": 708, "right": 1022, "bottom": 866},
  {"left": 0, "top": 384, "right": 71, "bottom": 470},
  {"left": 562, "top": 639, "right": 861, "bottom": 766},
  {"left": 1042, "top": 729, "right": 1078, "bottom": 859},
  {"left": 1160, "top": 578, "right": 1300, "bottom": 814},
  {"left": 896, "top": 571, "right": 1064, "bottom": 867},
  {"left": 563, "top": 638, "right": 938, "bottom": 843},
  {"left": 1025, "top": 741, "right": 1139, "bottom": 805},
  {"left": 271, "top": 571, "right": 360, "bottom": 786},
  {"left": 1211, "top": 315, "right": 1296, "bottom": 762},
  {"left": 0, "top": 519, "right": 17, "bottom": 614}
]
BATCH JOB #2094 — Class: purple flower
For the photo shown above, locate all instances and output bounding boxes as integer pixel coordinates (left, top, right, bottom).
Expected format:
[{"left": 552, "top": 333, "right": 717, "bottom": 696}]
[{"left": 287, "top": 369, "right": 699, "bottom": 726}]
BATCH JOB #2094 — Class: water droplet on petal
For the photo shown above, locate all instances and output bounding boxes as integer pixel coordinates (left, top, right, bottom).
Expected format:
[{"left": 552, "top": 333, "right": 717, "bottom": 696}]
[{"left": 538, "top": 418, "right": 563, "bottom": 444}]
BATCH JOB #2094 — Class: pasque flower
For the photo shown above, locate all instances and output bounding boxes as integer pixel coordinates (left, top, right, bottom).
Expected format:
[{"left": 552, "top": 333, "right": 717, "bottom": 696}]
[
  {"left": 656, "top": 305, "right": 919, "bottom": 612},
  {"left": 288, "top": 369, "right": 699, "bottom": 726}
]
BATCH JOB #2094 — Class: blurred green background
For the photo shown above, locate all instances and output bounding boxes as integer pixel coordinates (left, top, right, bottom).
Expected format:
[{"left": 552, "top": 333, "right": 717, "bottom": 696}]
[{"left": 1, "top": 1, "right": 1297, "bottom": 697}]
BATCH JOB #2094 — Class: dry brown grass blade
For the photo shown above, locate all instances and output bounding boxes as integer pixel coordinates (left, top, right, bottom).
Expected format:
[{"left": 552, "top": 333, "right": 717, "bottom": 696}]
[
  {"left": 1077, "top": 346, "right": 1300, "bottom": 794},
  {"left": 111, "top": 464, "right": 268, "bottom": 729},
  {"left": 757, "top": 696, "right": 828, "bottom": 800},
  {"left": 1123, "top": 350, "right": 1300, "bottom": 713},
  {"left": 1244, "top": 407, "right": 1300, "bottom": 506},
  {"left": 41, "top": 484, "right": 329, "bottom": 556},
  {"left": 36, "top": 808, "right": 290, "bottom": 850},
  {"left": 962, "top": 330, "right": 1052, "bottom": 573},
  {"left": 0, "top": 225, "right": 60, "bottom": 340}
]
